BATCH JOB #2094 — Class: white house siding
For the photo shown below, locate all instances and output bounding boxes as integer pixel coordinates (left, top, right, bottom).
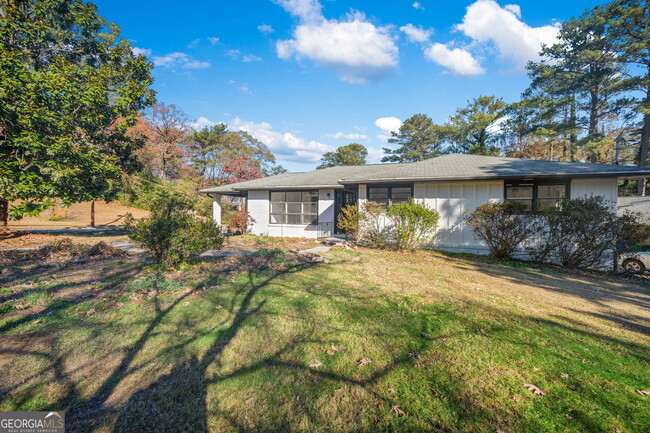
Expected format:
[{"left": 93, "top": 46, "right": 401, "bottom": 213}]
[
  {"left": 414, "top": 181, "right": 504, "bottom": 254},
  {"left": 246, "top": 189, "right": 335, "bottom": 238},
  {"left": 570, "top": 178, "right": 618, "bottom": 209}
]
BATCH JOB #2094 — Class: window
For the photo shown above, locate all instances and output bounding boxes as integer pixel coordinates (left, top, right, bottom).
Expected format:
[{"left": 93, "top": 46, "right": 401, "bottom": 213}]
[
  {"left": 270, "top": 191, "right": 318, "bottom": 225},
  {"left": 367, "top": 184, "right": 413, "bottom": 208},
  {"left": 505, "top": 181, "right": 568, "bottom": 211}
]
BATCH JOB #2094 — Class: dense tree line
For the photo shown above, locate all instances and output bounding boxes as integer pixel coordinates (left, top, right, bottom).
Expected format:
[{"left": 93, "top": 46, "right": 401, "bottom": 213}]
[{"left": 379, "top": 0, "right": 650, "bottom": 194}]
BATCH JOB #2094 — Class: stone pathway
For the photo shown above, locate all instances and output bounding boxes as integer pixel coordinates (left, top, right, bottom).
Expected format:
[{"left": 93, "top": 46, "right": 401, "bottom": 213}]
[
  {"left": 299, "top": 245, "right": 332, "bottom": 254},
  {"left": 198, "top": 249, "right": 257, "bottom": 258}
]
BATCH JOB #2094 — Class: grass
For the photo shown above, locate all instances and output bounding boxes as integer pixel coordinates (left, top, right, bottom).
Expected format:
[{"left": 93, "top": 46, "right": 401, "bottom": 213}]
[{"left": 0, "top": 242, "right": 648, "bottom": 433}]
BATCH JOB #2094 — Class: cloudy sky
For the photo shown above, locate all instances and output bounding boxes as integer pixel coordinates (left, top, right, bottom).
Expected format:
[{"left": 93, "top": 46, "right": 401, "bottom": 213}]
[{"left": 96, "top": 0, "right": 598, "bottom": 171}]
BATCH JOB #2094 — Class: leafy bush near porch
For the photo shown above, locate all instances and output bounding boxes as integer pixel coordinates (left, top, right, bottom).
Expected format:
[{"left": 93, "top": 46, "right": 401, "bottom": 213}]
[
  {"left": 466, "top": 201, "right": 542, "bottom": 259},
  {"left": 387, "top": 198, "right": 440, "bottom": 251},
  {"left": 336, "top": 204, "right": 361, "bottom": 239},
  {"left": 358, "top": 201, "right": 389, "bottom": 248},
  {"left": 229, "top": 210, "right": 255, "bottom": 234},
  {"left": 124, "top": 196, "right": 223, "bottom": 266}
]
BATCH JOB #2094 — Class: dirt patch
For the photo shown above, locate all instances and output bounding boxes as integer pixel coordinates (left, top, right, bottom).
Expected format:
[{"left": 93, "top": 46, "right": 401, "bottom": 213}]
[
  {"left": 0, "top": 231, "right": 132, "bottom": 249},
  {"left": 4, "top": 200, "right": 149, "bottom": 230},
  {"left": 0, "top": 238, "right": 126, "bottom": 266}
]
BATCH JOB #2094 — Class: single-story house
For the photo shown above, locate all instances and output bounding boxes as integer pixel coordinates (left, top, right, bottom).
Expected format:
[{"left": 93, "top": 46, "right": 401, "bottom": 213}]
[{"left": 200, "top": 154, "right": 650, "bottom": 254}]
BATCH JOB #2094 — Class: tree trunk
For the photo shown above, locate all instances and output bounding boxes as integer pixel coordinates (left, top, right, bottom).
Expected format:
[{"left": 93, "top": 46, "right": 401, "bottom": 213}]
[
  {"left": 0, "top": 197, "right": 8, "bottom": 226},
  {"left": 637, "top": 71, "right": 650, "bottom": 196},
  {"left": 638, "top": 88, "right": 650, "bottom": 196},
  {"left": 569, "top": 94, "right": 578, "bottom": 162},
  {"left": 90, "top": 200, "right": 95, "bottom": 228}
]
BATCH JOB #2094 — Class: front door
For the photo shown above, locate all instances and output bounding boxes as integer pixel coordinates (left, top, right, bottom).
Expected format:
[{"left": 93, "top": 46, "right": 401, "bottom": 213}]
[{"left": 334, "top": 189, "right": 358, "bottom": 235}]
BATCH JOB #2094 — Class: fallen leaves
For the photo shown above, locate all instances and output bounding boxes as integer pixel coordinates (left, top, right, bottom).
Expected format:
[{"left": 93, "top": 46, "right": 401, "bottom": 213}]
[
  {"left": 245, "top": 397, "right": 254, "bottom": 404},
  {"left": 309, "top": 360, "right": 322, "bottom": 368},
  {"left": 523, "top": 383, "right": 546, "bottom": 397},
  {"left": 391, "top": 405, "right": 405, "bottom": 416},
  {"left": 358, "top": 358, "right": 371, "bottom": 367},
  {"left": 561, "top": 373, "right": 569, "bottom": 379},
  {"left": 408, "top": 351, "right": 421, "bottom": 359},
  {"left": 636, "top": 390, "right": 650, "bottom": 396},
  {"left": 326, "top": 345, "right": 340, "bottom": 356}
]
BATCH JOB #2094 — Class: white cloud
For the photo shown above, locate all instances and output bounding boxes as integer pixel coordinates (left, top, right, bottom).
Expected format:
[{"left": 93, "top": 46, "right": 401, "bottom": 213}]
[
  {"left": 375, "top": 117, "right": 402, "bottom": 141},
  {"left": 504, "top": 4, "right": 521, "bottom": 18},
  {"left": 242, "top": 54, "right": 263, "bottom": 63},
  {"left": 326, "top": 132, "right": 370, "bottom": 141},
  {"left": 188, "top": 38, "right": 200, "bottom": 49},
  {"left": 400, "top": 24, "right": 433, "bottom": 43},
  {"left": 191, "top": 116, "right": 217, "bottom": 131},
  {"left": 230, "top": 117, "right": 333, "bottom": 163},
  {"left": 227, "top": 49, "right": 263, "bottom": 63},
  {"left": 208, "top": 36, "right": 220, "bottom": 45},
  {"left": 274, "top": 0, "right": 323, "bottom": 23},
  {"left": 152, "top": 52, "right": 210, "bottom": 69},
  {"left": 366, "top": 147, "right": 385, "bottom": 164},
  {"left": 258, "top": 24, "right": 275, "bottom": 34},
  {"left": 424, "top": 43, "right": 484, "bottom": 77},
  {"left": 228, "top": 79, "right": 253, "bottom": 94},
  {"left": 276, "top": 10, "right": 399, "bottom": 84},
  {"left": 132, "top": 47, "right": 152, "bottom": 57},
  {"left": 455, "top": 0, "right": 559, "bottom": 71},
  {"left": 412, "top": 2, "right": 424, "bottom": 10}
]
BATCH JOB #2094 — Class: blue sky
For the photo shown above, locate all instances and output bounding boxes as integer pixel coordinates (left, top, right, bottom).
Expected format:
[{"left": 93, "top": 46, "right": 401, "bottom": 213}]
[{"left": 96, "top": 0, "right": 601, "bottom": 171}]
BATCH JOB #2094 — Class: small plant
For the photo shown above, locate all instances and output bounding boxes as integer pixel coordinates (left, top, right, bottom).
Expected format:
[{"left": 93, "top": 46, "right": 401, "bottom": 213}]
[
  {"left": 466, "top": 201, "right": 541, "bottom": 259},
  {"left": 337, "top": 204, "right": 360, "bottom": 239},
  {"left": 252, "top": 248, "right": 287, "bottom": 263},
  {"left": 386, "top": 198, "right": 440, "bottom": 250},
  {"left": 229, "top": 210, "right": 255, "bottom": 234},
  {"left": 124, "top": 196, "right": 224, "bottom": 266},
  {"left": 358, "top": 201, "right": 388, "bottom": 248}
]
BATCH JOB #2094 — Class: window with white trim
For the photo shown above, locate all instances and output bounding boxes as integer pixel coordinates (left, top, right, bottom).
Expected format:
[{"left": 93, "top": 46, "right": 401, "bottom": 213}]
[{"left": 269, "top": 191, "right": 318, "bottom": 225}]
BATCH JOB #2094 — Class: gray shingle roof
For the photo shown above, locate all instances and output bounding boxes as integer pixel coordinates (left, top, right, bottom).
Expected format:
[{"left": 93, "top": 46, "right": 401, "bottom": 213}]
[{"left": 200, "top": 154, "right": 650, "bottom": 194}]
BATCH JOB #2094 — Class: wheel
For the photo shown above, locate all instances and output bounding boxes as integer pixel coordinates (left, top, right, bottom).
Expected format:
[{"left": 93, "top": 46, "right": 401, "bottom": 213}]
[{"left": 623, "top": 259, "right": 646, "bottom": 274}]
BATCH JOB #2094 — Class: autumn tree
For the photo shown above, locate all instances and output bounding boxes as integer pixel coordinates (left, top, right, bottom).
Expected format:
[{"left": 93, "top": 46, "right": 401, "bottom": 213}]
[
  {"left": 382, "top": 114, "right": 444, "bottom": 163},
  {"left": 185, "top": 124, "right": 285, "bottom": 184},
  {"left": 317, "top": 143, "right": 368, "bottom": 169},
  {"left": 136, "top": 103, "right": 191, "bottom": 179},
  {"left": 0, "top": 0, "right": 155, "bottom": 224}
]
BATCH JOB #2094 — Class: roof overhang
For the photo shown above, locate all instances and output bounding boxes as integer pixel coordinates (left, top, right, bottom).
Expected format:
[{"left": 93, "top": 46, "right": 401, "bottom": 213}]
[{"left": 338, "top": 172, "right": 650, "bottom": 184}]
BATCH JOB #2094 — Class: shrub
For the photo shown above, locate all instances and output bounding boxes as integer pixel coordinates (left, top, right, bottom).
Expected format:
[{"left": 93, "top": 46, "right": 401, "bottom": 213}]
[
  {"left": 337, "top": 204, "right": 360, "bottom": 239},
  {"left": 124, "top": 196, "right": 224, "bottom": 266},
  {"left": 386, "top": 198, "right": 440, "bottom": 250},
  {"left": 531, "top": 196, "right": 619, "bottom": 269},
  {"left": 229, "top": 210, "right": 255, "bottom": 234},
  {"left": 616, "top": 210, "right": 650, "bottom": 252},
  {"left": 358, "top": 201, "right": 388, "bottom": 248},
  {"left": 466, "top": 201, "right": 542, "bottom": 259}
]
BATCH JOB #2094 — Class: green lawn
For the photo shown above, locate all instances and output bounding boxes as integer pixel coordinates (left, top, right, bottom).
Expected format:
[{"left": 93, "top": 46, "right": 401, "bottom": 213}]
[{"left": 0, "top": 243, "right": 648, "bottom": 432}]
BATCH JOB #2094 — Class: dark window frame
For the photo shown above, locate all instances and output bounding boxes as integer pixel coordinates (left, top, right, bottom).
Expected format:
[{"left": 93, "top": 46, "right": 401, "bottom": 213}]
[
  {"left": 268, "top": 190, "right": 319, "bottom": 225},
  {"left": 504, "top": 179, "right": 571, "bottom": 212},
  {"left": 367, "top": 183, "right": 414, "bottom": 208}
]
